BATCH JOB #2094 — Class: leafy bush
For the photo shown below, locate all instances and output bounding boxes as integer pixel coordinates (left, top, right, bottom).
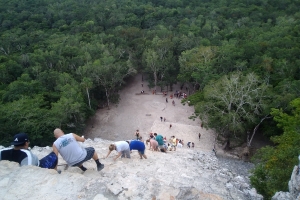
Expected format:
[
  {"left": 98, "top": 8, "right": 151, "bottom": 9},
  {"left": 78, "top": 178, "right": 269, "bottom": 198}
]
[{"left": 250, "top": 98, "right": 300, "bottom": 199}]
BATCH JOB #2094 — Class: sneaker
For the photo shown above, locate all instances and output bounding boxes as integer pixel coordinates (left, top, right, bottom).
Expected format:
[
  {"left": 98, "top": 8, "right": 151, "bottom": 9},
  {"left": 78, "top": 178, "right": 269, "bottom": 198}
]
[{"left": 97, "top": 164, "right": 104, "bottom": 171}]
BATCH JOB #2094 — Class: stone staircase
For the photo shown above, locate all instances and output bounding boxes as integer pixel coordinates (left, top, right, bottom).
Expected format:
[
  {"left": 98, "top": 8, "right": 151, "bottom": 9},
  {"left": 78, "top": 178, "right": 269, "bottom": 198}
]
[{"left": 0, "top": 138, "right": 263, "bottom": 200}]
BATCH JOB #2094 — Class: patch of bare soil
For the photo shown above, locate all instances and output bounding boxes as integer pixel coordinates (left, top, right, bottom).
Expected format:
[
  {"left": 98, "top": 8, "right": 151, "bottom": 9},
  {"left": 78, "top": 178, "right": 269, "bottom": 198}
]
[{"left": 83, "top": 74, "right": 215, "bottom": 151}]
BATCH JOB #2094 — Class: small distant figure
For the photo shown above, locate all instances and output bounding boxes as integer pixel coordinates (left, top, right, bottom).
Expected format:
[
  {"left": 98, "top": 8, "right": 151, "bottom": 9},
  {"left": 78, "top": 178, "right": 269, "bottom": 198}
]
[
  {"left": 198, "top": 133, "right": 201, "bottom": 140},
  {"left": 212, "top": 148, "right": 217, "bottom": 155},
  {"left": 141, "top": 90, "right": 144, "bottom": 93},
  {"left": 139, "top": 136, "right": 143, "bottom": 142},
  {"left": 141, "top": 83, "right": 143, "bottom": 87},
  {"left": 172, "top": 100, "right": 175, "bottom": 106},
  {"left": 135, "top": 130, "right": 140, "bottom": 140},
  {"left": 167, "top": 143, "right": 172, "bottom": 151},
  {"left": 169, "top": 124, "right": 172, "bottom": 129},
  {"left": 148, "top": 138, "right": 158, "bottom": 151},
  {"left": 187, "top": 142, "right": 191, "bottom": 148},
  {"left": 179, "top": 139, "right": 184, "bottom": 146},
  {"left": 149, "top": 132, "right": 154, "bottom": 139},
  {"left": 171, "top": 136, "right": 177, "bottom": 151},
  {"left": 160, "top": 116, "right": 163, "bottom": 122},
  {"left": 177, "top": 142, "right": 183, "bottom": 148},
  {"left": 192, "top": 142, "right": 195, "bottom": 148},
  {"left": 166, "top": 98, "right": 168, "bottom": 103},
  {"left": 164, "top": 117, "right": 166, "bottom": 122},
  {"left": 154, "top": 133, "right": 167, "bottom": 153}
]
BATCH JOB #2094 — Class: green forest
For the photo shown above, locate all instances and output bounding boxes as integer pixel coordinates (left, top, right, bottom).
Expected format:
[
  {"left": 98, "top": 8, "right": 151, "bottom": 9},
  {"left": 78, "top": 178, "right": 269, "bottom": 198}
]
[{"left": 0, "top": 0, "right": 299, "bottom": 198}]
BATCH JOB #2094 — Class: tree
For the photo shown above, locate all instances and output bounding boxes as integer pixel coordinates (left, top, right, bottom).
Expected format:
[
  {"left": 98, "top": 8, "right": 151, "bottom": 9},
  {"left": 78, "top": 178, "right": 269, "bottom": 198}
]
[
  {"left": 178, "top": 46, "right": 217, "bottom": 91},
  {"left": 81, "top": 77, "right": 93, "bottom": 109},
  {"left": 0, "top": 95, "right": 57, "bottom": 146},
  {"left": 197, "top": 72, "right": 270, "bottom": 143},
  {"left": 2, "top": 73, "right": 45, "bottom": 102},
  {"left": 51, "top": 73, "right": 86, "bottom": 128},
  {"left": 144, "top": 49, "right": 160, "bottom": 90},
  {"left": 150, "top": 35, "right": 176, "bottom": 90},
  {"left": 250, "top": 98, "right": 300, "bottom": 199},
  {"left": 77, "top": 64, "right": 94, "bottom": 110},
  {"left": 91, "top": 57, "right": 136, "bottom": 109}
]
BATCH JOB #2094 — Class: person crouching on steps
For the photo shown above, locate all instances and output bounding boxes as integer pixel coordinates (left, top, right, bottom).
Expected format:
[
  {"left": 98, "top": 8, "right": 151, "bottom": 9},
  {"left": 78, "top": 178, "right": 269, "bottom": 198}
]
[
  {"left": 127, "top": 140, "right": 147, "bottom": 159},
  {"left": 53, "top": 128, "right": 104, "bottom": 172},
  {"left": 105, "top": 141, "right": 131, "bottom": 161}
]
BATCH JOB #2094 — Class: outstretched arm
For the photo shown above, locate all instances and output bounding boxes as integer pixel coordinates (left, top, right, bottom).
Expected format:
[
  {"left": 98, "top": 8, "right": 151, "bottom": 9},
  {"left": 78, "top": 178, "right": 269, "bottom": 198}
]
[
  {"left": 73, "top": 133, "right": 85, "bottom": 142},
  {"left": 52, "top": 144, "right": 59, "bottom": 156},
  {"left": 105, "top": 150, "right": 112, "bottom": 159},
  {"left": 52, "top": 144, "right": 59, "bottom": 170},
  {"left": 113, "top": 152, "right": 122, "bottom": 161}
]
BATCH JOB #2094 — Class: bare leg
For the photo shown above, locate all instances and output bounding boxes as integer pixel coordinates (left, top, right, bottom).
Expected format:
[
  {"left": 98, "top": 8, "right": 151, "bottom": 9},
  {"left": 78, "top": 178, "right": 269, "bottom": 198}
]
[
  {"left": 92, "top": 152, "right": 99, "bottom": 161},
  {"left": 138, "top": 152, "right": 143, "bottom": 159}
]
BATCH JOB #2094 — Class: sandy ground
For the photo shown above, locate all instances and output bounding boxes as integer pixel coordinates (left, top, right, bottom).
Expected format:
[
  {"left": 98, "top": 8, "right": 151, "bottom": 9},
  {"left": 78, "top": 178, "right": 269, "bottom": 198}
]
[{"left": 84, "top": 74, "right": 216, "bottom": 152}]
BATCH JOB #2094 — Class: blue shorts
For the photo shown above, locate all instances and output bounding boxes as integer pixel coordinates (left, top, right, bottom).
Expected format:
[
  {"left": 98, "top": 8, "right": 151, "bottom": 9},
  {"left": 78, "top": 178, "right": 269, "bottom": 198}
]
[
  {"left": 138, "top": 149, "right": 145, "bottom": 155},
  {"left": 39, "top": 152, "right": 58, "bottom": 169}
]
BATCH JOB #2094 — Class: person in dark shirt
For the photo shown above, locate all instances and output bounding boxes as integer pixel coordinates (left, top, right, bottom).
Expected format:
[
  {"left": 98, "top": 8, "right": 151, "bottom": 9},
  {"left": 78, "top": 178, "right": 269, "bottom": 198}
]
[
  {"left": 187, "top": 142, "right": 191, "bottom": 148},
  {"left": 0, "top": 133, "right": 57, "bottom": 169}
]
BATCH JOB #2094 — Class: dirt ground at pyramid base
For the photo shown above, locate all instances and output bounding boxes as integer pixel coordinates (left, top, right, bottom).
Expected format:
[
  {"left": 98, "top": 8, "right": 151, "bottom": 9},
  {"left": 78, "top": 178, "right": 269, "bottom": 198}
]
[
  {"left": 83, "top": 73, "right": 269, "bottom": 157},
  {"left": 84, "top": 74, "right": 216, "bottom": 152}
]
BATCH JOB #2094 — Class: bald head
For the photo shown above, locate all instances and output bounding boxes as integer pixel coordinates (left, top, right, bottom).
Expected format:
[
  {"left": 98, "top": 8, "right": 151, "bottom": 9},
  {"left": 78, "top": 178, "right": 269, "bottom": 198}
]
[{"left": 54, "top": 128, "right": 64, "bottom": 138}]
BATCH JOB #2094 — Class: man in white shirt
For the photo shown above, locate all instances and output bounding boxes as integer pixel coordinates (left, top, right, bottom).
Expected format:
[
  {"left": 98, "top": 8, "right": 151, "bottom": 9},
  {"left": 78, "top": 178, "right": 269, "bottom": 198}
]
[{"left": 105, "top": 141, "right": 130, "bottom": 161}]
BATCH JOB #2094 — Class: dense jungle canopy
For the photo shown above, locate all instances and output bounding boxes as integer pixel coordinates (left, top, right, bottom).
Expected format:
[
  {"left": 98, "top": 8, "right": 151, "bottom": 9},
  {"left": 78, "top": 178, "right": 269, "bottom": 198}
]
[{"left": 0, "top": 0, "right": 299, "bottom": 198}]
